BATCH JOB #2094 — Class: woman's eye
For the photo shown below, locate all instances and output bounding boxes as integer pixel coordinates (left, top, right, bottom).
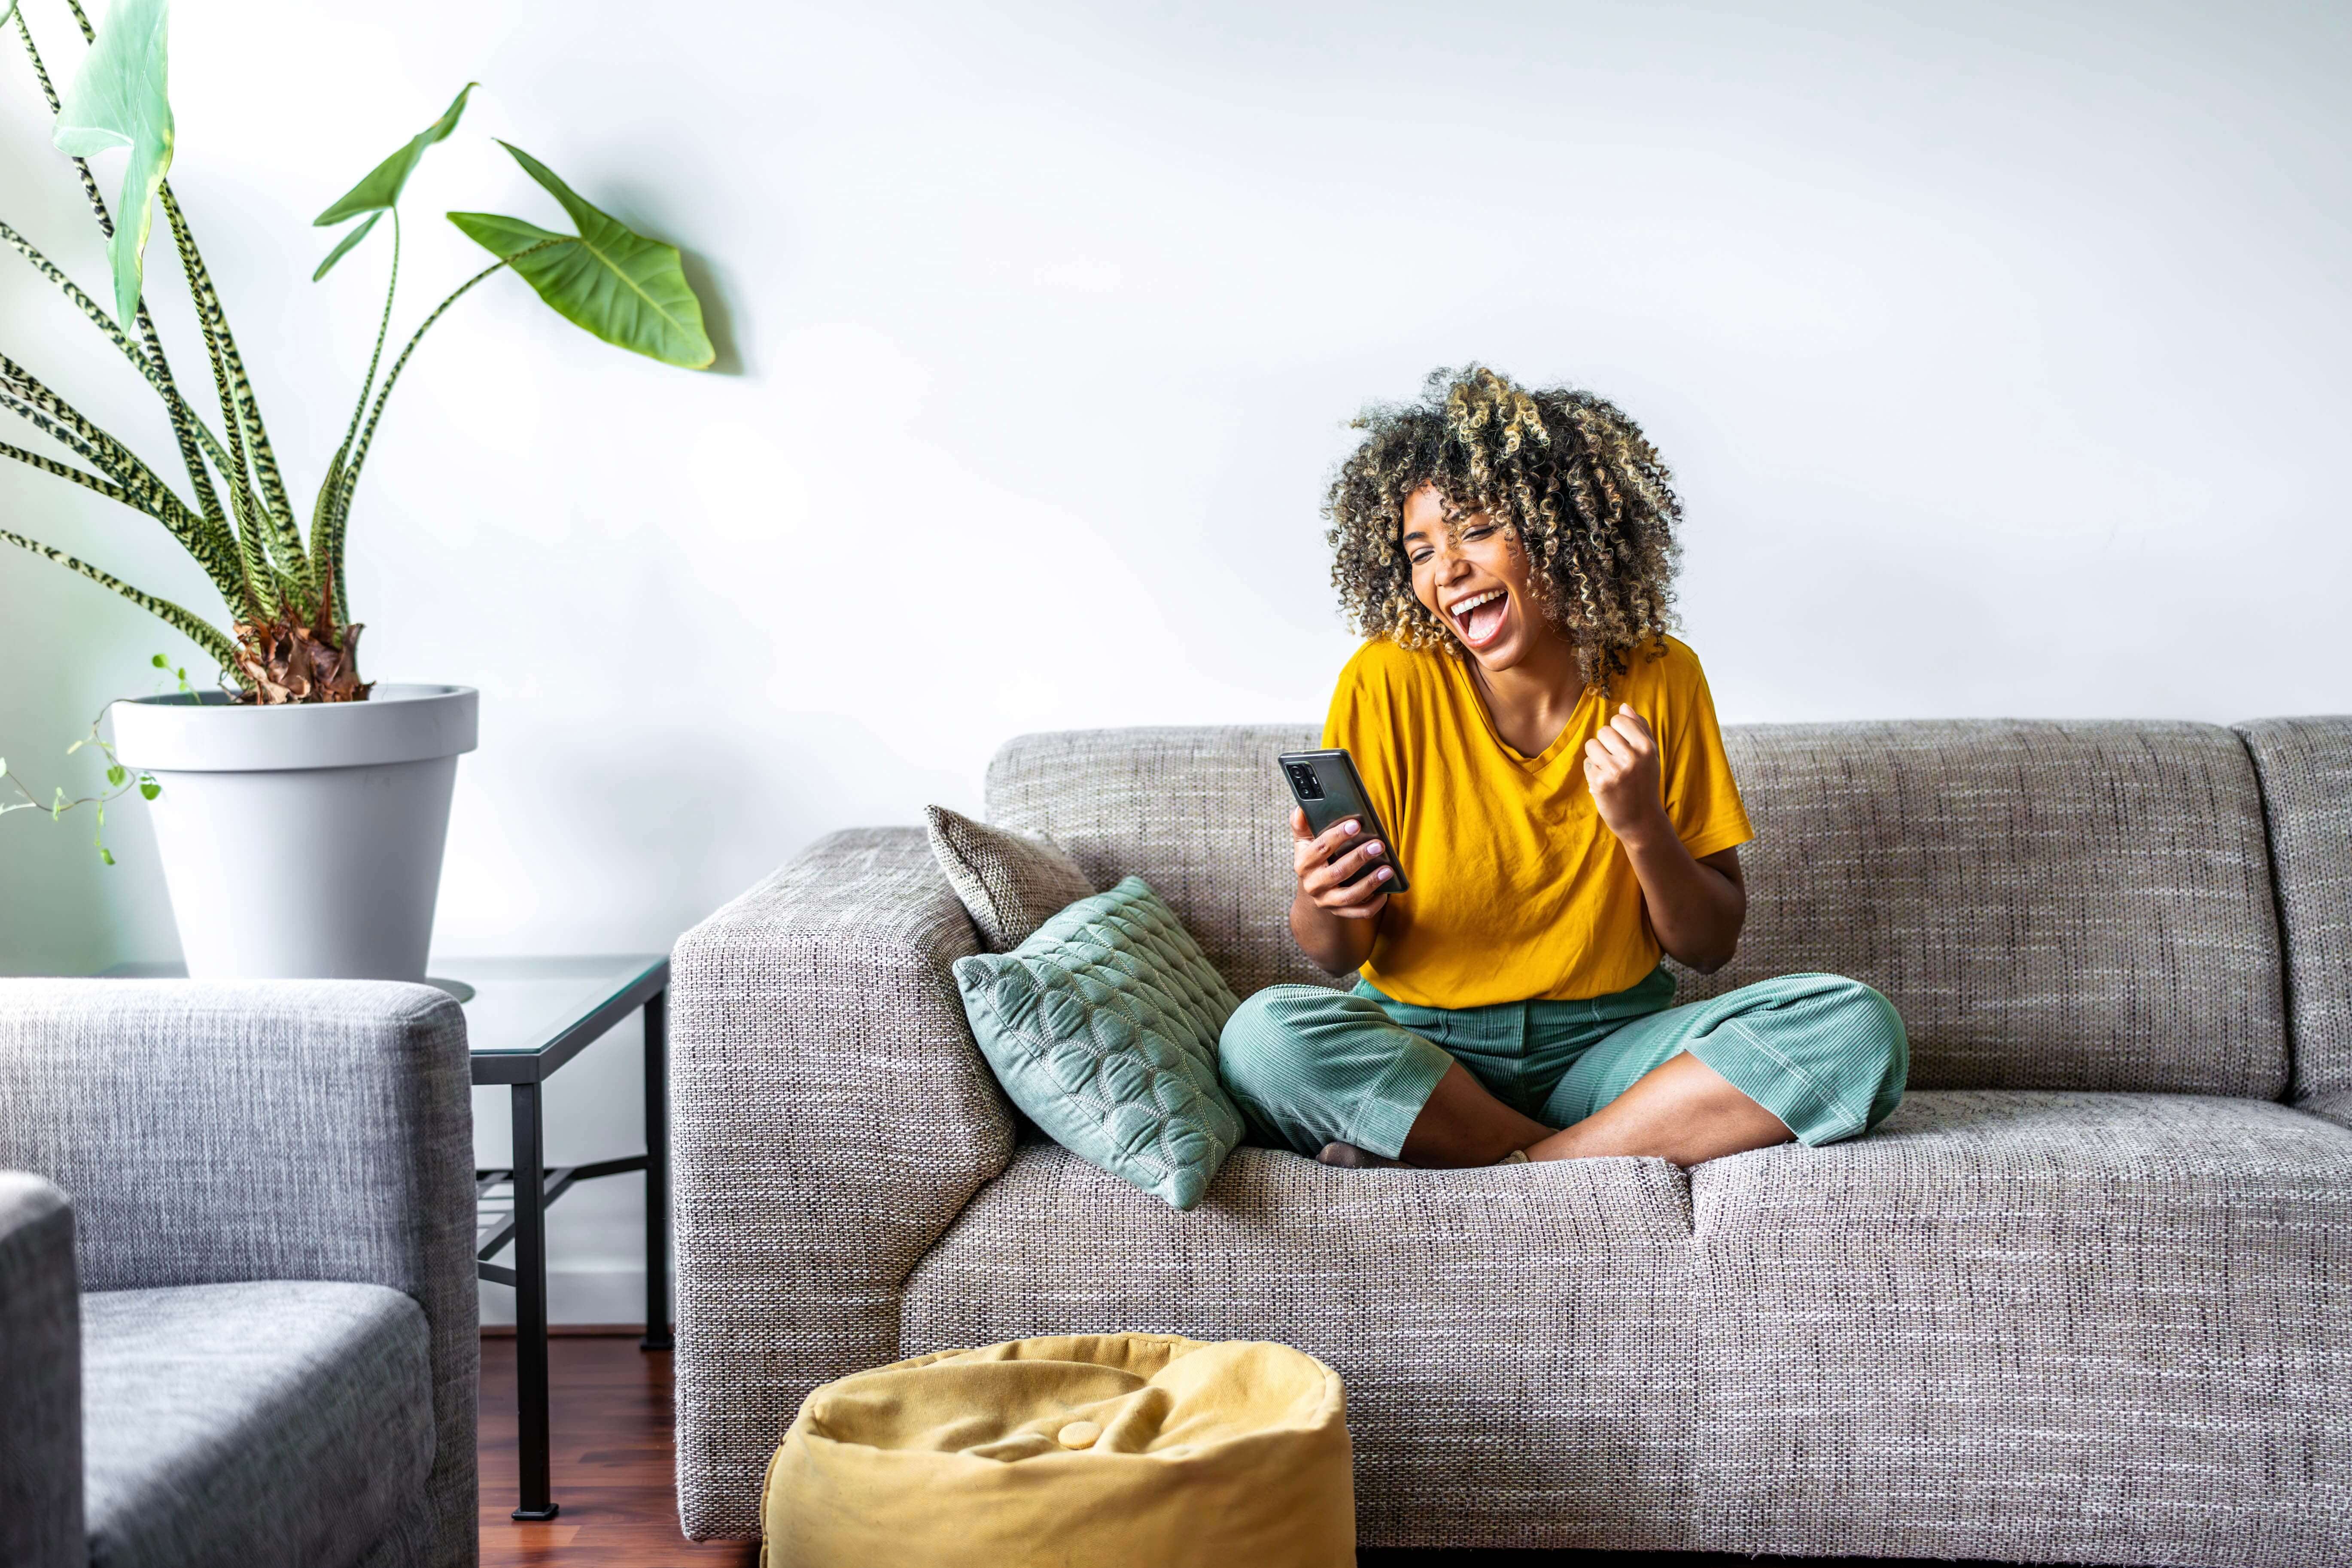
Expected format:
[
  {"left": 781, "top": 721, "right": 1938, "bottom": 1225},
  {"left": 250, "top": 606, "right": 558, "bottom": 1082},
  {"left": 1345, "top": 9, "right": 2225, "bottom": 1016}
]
[{"left": 1462, "top": 525, "right": 1495, "bottom": 541}]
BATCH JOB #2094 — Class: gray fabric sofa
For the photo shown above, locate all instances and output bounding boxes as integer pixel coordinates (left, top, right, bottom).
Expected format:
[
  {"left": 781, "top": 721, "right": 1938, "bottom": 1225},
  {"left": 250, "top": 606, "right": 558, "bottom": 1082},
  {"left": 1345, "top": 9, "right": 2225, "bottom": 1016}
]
[
  {"left": 670, "top": 716, "right": 2352, "bottom": 1564},
  {"left": 0, "top": 980, "right": 479, "bottom": 1568}
]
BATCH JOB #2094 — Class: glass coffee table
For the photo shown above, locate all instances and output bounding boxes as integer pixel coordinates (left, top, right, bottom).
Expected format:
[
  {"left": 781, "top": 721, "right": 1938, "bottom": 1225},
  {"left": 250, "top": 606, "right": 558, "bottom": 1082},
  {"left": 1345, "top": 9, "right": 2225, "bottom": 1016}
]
[{"left": 103, "top": 953, "right": 671, "bottom": 1523}]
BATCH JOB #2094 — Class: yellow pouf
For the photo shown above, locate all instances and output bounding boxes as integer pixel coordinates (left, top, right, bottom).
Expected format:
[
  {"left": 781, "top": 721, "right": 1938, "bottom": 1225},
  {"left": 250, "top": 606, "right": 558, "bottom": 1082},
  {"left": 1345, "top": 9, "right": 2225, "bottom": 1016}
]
[{"left": 760, "top": 1333, "right": 1355, "bottom": 1568}]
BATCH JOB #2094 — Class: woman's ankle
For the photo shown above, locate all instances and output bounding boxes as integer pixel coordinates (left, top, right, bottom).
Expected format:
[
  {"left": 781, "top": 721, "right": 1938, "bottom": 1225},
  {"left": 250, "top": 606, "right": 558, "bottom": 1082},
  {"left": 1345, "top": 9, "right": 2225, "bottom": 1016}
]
[{"left": 1524, "top": 1124, "right": 1607, "bottom": 1161}]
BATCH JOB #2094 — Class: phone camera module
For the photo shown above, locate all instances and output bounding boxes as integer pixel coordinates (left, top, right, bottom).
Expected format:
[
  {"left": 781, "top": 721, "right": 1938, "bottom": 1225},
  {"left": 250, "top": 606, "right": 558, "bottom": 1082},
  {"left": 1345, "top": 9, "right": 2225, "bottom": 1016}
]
[{"left": 1287, "top": 763, "right": 1324, "bottom": 801}]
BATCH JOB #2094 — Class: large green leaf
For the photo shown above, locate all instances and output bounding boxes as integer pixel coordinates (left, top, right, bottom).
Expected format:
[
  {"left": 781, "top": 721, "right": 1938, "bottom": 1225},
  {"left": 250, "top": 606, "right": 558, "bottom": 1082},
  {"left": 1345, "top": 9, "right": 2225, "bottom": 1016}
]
[
  {"left": 313, "top": 81, "right": 473, "bottom": 238},
  {"left": 52, "top": 0, "right": 173, "bottom": 327},
  {"left": 447, "top": 141, "right": 714, "bottom": 369}
]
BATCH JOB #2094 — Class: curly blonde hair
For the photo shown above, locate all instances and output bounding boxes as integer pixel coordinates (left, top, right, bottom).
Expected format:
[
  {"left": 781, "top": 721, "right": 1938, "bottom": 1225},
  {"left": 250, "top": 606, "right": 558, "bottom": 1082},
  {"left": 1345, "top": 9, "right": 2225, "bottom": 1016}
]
[{"left": 1324, "top": 365, "right": 1684, "bottom": 691}]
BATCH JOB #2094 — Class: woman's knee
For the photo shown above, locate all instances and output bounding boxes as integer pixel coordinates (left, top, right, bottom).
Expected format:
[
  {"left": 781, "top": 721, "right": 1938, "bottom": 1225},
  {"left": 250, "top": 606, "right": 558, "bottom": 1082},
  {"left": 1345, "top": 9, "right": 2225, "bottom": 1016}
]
[
  {"left": 1814, "top": 975, "right": 1908, "bottom": 1129},
  {"left": 1217, "top": 984, "right": 1336, "bottom": 1097},
  {"left": 1731, "top": 973, "right": 1908, "bottom": 1139}
]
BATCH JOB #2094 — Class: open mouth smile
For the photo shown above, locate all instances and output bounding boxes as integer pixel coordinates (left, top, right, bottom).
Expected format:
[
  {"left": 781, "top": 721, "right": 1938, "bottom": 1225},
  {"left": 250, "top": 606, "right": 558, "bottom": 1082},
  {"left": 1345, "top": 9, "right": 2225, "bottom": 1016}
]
[{"left": 1446, "top": 586, "right": 1509, "bottom": 649}]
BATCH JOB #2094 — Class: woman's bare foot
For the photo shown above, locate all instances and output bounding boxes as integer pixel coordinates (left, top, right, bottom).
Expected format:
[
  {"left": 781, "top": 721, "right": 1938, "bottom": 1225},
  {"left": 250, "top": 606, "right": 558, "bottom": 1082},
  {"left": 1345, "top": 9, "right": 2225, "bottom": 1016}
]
[{"left": 1316, "top": 1141, "right": 1406, "bottom": 1169}]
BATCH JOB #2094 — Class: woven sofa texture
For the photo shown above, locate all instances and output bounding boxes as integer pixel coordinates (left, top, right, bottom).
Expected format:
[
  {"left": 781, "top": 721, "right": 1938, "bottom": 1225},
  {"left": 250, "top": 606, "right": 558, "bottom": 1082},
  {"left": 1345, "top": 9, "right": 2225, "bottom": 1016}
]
[
  {"left": 671, "top": 716, "right": 2352, "bottom": 1563},
  {"left": 0, "top": 980, "right": 478, "bottom": 1568}
]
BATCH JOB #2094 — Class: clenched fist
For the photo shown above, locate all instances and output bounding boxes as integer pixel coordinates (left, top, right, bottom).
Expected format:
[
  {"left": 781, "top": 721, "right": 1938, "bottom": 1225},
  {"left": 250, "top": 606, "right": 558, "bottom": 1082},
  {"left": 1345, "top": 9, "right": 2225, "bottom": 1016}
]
[{"left": 1582, "top": 703, "right": 1670, "bottom": 846}]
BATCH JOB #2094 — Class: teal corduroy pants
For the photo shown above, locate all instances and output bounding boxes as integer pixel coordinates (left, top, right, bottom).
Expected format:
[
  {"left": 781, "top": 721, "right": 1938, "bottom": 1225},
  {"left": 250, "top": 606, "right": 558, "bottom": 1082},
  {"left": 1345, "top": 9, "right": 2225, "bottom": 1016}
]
[{"left": 1217, "top": 967, "right": 1908, "bottom": 1160}]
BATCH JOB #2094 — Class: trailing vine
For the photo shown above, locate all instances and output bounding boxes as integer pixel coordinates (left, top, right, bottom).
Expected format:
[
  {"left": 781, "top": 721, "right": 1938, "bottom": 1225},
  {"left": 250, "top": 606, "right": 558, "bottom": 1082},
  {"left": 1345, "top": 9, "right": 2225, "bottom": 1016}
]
[{"left": 0, "top": 654, "right": 183, "bottom": 863}]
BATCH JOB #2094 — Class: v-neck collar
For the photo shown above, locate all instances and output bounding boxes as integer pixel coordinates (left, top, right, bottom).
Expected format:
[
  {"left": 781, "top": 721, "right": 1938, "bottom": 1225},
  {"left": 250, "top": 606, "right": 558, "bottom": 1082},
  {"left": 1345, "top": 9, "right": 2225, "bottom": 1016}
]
[{"left": 1445, "top": 652, "right": 1591, "bottom": 773}]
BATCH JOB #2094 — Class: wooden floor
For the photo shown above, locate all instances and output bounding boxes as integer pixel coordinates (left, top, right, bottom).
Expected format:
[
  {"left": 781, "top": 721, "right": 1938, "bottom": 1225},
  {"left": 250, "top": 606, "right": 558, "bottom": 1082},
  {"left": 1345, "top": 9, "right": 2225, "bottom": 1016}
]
[
  {"left": 480, "top": 1335, "right": 2037, "bottom": 1567},
  {"left": 479, "top": 1334, "right": 755, "bottom": 1568}
]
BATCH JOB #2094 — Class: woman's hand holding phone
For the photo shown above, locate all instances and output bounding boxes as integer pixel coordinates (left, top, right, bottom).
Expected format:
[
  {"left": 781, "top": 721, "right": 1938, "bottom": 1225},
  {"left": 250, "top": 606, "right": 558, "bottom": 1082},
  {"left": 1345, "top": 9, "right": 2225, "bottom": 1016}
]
[{"left": 1291, "top": 807, "right": 1391, "bottom": 919}]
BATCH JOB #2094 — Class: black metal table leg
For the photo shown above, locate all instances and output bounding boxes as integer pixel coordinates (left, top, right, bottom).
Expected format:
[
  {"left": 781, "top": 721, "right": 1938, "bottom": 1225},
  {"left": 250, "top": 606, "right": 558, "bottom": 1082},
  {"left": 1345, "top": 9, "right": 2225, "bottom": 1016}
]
[
  {"left": 641, "top": 988, "right": 674, "bottom": 1352},
  {"left": 510, "top": 1081, "right": 558, "bottom": 1522}
]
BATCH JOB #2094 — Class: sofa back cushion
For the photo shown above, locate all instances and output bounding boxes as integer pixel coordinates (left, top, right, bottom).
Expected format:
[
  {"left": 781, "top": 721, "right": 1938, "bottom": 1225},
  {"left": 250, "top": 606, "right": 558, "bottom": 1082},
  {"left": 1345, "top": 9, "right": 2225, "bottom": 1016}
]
[
  {"left": 989, "top": 727, "right": 1330, "bottom": 1001},
  {"left": 1680, "top": 720, "right": 2285, "bottom": 1095},
  {"left": 2235, "top": 716, "right": 2352, "bottom": 1106},
  {"left": 987, "top": 719, "right": 2289, "bottom": 1096}
]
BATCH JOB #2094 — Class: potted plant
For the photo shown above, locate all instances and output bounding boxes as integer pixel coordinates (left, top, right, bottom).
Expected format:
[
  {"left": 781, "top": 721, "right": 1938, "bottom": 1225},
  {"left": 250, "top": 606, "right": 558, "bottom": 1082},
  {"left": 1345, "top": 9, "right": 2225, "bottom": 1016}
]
[{"left": 0, "top": 0, "right": 715, "bottom": 979}]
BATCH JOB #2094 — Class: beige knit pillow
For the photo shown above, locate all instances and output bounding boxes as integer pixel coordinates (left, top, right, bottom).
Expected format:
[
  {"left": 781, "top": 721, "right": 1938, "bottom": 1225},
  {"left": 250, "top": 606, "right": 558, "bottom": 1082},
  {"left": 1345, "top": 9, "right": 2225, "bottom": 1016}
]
[{"left": 924, "top": 805, "right": 1097, "bottom": 952}]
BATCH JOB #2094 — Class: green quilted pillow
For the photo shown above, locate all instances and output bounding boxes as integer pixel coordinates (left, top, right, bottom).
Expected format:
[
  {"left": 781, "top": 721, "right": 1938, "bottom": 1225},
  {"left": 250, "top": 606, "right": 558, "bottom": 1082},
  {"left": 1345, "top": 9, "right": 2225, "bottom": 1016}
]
[{"left": 951, "top": 877, "right": 1245, "bottom": 1210}]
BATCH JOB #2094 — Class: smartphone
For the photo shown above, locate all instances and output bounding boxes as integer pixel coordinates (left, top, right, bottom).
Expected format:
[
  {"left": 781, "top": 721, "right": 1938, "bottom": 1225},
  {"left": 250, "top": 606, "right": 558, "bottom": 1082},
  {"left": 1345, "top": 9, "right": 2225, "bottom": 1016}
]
[{"left": 1278, "top": 748, "right": 1409, "bottom": 893}]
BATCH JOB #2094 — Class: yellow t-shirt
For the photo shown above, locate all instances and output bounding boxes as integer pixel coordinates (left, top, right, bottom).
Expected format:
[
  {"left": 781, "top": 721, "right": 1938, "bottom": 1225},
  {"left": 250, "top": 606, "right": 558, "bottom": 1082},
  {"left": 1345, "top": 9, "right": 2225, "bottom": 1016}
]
[{"left": 1321, "top": 633, "right": 1753, "bottom": 1008}]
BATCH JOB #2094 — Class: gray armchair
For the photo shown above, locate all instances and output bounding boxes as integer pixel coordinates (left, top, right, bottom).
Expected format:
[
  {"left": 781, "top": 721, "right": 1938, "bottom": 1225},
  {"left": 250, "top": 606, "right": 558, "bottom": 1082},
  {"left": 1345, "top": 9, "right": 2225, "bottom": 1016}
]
[{"left": 0, "top": 980, "right": 478, "bottom": 1568}]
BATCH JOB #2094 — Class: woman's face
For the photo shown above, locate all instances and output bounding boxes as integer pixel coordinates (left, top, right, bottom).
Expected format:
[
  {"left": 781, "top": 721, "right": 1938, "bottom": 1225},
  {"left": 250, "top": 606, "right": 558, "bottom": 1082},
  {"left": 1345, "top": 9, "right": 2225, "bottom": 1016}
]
[{"left": 1403, "top": 483, "right": 1549, "bottom": 673}]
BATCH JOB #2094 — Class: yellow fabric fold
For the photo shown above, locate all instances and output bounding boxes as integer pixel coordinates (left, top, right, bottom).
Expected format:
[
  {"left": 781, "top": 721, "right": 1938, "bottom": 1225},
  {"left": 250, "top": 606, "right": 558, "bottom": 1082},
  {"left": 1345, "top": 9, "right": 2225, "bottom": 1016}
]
[{"left": 761, "top": 1334, "right": 1354, "bottom": 1567}]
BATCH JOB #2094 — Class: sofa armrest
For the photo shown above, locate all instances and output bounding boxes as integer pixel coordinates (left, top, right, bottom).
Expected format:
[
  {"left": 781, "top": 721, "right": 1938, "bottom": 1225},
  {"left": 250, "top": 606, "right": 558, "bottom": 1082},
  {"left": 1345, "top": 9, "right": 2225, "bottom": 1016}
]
[
  {"left": 670, "top": 826, "right": 1014, "bottom": 1539},
  {"left": 0, "top": 979, "right": 477, "bottom": 1568},
  {"left": 0, "top": 1172, "right": 80, "bottom": 1568}
]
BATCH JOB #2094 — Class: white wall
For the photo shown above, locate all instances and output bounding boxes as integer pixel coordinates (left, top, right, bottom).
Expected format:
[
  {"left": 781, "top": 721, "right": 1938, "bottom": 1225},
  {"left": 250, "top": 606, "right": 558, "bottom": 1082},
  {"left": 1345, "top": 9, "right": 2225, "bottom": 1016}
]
[{"left": 4, "top": 0, "right": 2346, "bottom": 1318}]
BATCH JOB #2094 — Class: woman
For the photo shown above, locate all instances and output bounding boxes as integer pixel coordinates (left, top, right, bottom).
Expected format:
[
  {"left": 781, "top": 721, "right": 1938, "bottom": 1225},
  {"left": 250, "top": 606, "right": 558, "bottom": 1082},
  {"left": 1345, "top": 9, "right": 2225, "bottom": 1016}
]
[{"left": 1220, "top": 366, "right": 1907, "bottom": 1169}]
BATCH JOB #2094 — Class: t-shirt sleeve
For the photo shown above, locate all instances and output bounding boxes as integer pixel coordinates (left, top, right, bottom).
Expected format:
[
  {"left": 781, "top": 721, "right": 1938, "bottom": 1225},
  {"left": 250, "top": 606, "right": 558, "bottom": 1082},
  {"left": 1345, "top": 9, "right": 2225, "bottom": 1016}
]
[
  {"left": 1658, "top": 647, "right": 1753, "bottom": 859},
  {"left": 1320, "top": 644, "right": 1405, "bottom": 834}
]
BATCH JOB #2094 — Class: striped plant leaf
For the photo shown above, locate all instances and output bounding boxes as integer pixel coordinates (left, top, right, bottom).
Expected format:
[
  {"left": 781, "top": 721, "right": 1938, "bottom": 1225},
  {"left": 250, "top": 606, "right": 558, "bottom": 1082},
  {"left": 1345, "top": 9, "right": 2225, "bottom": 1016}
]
[
  {"left": 6, "top": 0, "right": 271, "bottom": 679},
  {"left": 213, "top": 449, "right": 280, "bottom": 621},
  {"left": 158, "top": 185, "right": 308, "bottom": 588},
  {"left": 341, "top": 243, "right": 553, "bottom": 496},
  {"left": 0, "top": 376, "right": 193, "bottom": 544},
  {"left": 0, "top": 351, "right": 242, "bottom": 601},
  {"left": 2, "top": 216, "right": 168, "bottom": 405},
  {"left": 3, "top": 352, "right": 172, "bottom": 502},
  {"left": 311, "top": 210, "right": 404, "bottom": 615},
  {"left": 138, "top": 316, "right": 234, "bottom": 545},
  {"left": 29, "top": 447, "right": 248, "bottom": 619},
  {"left": 50, "top": 0, "right": 171, "bottom": 327},
  {"left": 0, "top": 438, "right": 134, "bottom": 506},
  {"left": 0, "top": 200, "right": 239, "bottom": 546},
  {"left": 0, "top": 524, "right": 237, "bottom": 668},
  {"left": 0, "top": 390, "right": 159, "bottom": 512},
  {"left": 308, "top": 443, "right": 347, "bottom": 612},
  {"left": 5, "top": 12, "right": 239, "bottom": 547},
  {"left": 7, "top": 6, "right": 730, "bottom": 694},
  {"left": 229, "top": 512, "right": 280, "bottom": 621}
]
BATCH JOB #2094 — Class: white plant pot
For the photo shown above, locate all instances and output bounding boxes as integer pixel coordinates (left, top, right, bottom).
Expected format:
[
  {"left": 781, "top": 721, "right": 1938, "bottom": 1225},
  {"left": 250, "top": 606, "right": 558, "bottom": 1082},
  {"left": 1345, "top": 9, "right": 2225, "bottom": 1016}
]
[{"left": 110, "top": 684, "right": 479, "bottom": 981}]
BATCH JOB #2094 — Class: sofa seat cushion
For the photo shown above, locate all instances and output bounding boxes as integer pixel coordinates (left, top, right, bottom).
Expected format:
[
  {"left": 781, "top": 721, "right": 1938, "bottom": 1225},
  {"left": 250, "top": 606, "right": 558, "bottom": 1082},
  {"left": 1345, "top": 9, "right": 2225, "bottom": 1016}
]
[
  {"left": 901, "top": 1142, "right": 1703, "bottom": 1551},
  {"left": 1688, "top": 1089, "right": 2352, "bottom": 1565},
  {"left": 82, "top": 1280, "right": 434, "bottom": 1568}
]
